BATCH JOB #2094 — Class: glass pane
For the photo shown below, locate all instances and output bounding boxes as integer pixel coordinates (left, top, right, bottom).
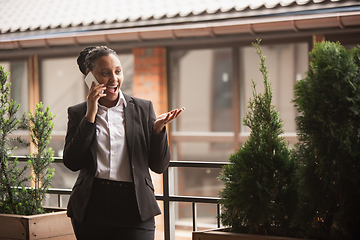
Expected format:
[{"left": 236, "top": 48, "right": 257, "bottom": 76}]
[
  {"left": 172, "top": 141, "right": 233, "bottom": 162},
  {"left": 0, "top": 61, "right": 28, "bottom": 118},
  {"left": 176, "top": 167, "right": 224, "bottom": 198},
  {"left": 155, "top": 201, "right": 165, "bottom": 240},
  {"left": 119, "top": 54, "right": 134, "bottom": 95},
  {"left": 41, "top": 57, "right": 85, "bottom": 134},
  {"left": 41, "top": 57, "right": 84, "bottom": 161},
  {"left": 239, "top": 43, "right": 309, "bottom": 133},
  {"left": 173, "top": 202, "right": 219, "bottom": 239},
  {"left": 175, "top": 202, "right": 192, "bottom": 239},
  {"left": 10, "top": 61, "right": 29, "bottom": 117},
  {"left": 170, "top": 48, "right": 233, "bottom": 133}
]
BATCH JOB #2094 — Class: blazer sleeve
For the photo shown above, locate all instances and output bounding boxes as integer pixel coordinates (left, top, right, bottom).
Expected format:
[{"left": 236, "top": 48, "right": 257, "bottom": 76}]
[
  {"left": 63, "top": 105, "right": 96, "bottom": 171},
  {"left": 147, "top": 101, "right": 171, "bottom": 174}
]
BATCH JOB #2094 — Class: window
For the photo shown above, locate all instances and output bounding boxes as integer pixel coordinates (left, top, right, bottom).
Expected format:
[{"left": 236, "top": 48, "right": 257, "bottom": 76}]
[
  {"left": 169, "top": 48, "right": 234, "bottom": 238},
  {"left": 170, "top": 48, "right": 234, "bottom": 162}
]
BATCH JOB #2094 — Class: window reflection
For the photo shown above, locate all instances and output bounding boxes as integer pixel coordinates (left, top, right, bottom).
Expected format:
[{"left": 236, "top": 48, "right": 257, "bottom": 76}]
[{"left": 171, "top": 48, "right": 233, "bottom": 133}]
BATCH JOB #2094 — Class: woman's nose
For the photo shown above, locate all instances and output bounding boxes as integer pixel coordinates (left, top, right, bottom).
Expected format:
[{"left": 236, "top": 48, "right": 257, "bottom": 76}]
[{"left": 110, "top": 72, "right": 117, "bottom": 80}]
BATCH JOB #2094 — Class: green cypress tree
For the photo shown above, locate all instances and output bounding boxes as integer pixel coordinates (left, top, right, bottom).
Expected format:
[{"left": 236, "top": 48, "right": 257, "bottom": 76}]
[
  {"left": 293, "top": 41, "right": 360, "bottom": 239},
  {"left": 218, "top": 40, "right": 297, "bottom": 236},
  {"left": 0, "top": 66, "right": 30, "bottom": 214}
]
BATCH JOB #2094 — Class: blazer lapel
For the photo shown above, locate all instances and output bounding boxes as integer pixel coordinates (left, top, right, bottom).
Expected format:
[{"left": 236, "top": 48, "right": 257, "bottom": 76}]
[{"left": 124, "top": 93, "right": 135, "bottom": 166}]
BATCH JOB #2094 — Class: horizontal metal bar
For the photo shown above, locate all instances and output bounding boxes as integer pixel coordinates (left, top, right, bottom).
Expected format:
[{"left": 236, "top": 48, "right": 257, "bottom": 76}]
[
  {"left": 13, "top": 186, "right": 72, "bottom": 195},
  {"left": 156, "top": 194, "right": 220, "bottom": 204},
  {"left": 47, "top": 188, "right": 72, "bottom": 195},
  {"left": 13, "top": 156, "right": 230, "bottom": 168},
  {"left": 169, "top": 161, "right": 230, "bottom": 168},
  {"left": 41, "top": 192, "right": 221, "bottom": 205},
  {"left": 10, "top": 156, "right": 63, "bottom": 163}
]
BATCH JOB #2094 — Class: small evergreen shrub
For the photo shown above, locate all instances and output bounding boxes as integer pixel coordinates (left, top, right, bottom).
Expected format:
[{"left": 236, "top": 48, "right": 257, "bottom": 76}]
[
  {"left": 218, "top": 40, "right": 298, "bottom": 236},
  {"left": 0, "top": 66, "right": 55, "bottom": 215},
  {"left": 27, "top": 102, "right": 56, "bottom": 214},
  {"left": 293, "top": 41, "right": 360, "bottom": 240}
]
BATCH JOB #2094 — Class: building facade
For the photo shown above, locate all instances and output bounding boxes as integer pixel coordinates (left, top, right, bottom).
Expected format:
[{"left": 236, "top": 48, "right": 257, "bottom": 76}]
[{"left": 1, "top": 0, "right": 360, "bottom": 239}]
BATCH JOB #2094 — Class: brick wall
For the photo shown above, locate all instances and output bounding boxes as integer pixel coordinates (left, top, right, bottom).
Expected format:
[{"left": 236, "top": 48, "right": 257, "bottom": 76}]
[
  {"left": 133, "top": 47, "right": 168, "bottom": 116},
  {"left": 132, "top": 47, "right": 168, "bottom": 239}
]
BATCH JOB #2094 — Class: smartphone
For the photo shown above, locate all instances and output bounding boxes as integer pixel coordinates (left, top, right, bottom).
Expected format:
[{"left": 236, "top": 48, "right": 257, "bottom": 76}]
[{"left": 84, "top": 72, "right": 99, "bottom": 89}]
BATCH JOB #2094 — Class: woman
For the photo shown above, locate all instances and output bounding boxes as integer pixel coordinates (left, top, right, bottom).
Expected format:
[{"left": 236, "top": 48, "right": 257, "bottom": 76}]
[{"left": 63, "top": 46, "right": 184, "bottom": 240}]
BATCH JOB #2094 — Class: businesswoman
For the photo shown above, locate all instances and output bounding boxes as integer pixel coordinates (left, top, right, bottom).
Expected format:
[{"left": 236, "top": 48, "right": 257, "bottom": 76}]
[{"left": 63, "top": 46, "right": 184, "bottom": 240}]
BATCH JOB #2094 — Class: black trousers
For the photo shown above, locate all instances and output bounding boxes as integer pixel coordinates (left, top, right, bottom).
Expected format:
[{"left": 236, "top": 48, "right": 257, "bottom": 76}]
[{"left": 71, "top": 178, "right": 155, "bottom": 240}]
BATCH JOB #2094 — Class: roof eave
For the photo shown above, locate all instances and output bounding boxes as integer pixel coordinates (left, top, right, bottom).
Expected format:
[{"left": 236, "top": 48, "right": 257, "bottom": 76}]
[{"left": 1, "top": 11, "right": 360, "bottom": 50}]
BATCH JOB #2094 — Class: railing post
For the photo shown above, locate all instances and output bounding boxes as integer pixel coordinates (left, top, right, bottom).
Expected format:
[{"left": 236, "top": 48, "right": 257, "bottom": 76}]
[
  {"left": 163, "top": 168, "right": 170, "bottom": 240},
  {"left": 192, "top": 202, "right": 197, "bottom": 232},
  {"left": 58, "top": 194, "right": 61, "bottom": 208},
  {"left": 217, "top": 203, "right": 221, "bottom": 228}
]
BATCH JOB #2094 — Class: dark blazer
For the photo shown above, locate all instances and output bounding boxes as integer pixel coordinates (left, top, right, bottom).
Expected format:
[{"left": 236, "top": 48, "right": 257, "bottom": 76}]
[{"left": 63, "top": 93, "right": 171, "bottom": 222}]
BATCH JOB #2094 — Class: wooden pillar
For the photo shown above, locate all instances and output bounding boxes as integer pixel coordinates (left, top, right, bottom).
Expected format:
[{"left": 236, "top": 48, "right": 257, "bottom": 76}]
[
  {"left": 313, "top": 34, "right": 325, "bottom": 47},
  {"left": 29, "top": 55, "right": 40, "bottom": 114},
  {"left": 28, "top": 55, "right": 40, "bottom": 187},
  {"left": 232, "top": 47, "right": 240, "bottom": 150}
]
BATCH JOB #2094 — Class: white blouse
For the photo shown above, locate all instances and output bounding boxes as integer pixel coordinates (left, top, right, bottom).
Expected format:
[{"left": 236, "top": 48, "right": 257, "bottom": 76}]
[{"left": 94, "top": 91, "right": 132, "bottom": 182}]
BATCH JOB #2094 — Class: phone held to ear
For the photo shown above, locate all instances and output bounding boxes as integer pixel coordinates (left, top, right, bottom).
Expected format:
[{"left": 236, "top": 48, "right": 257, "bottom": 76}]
[{"left": 85, "top": 72, "right": 100, "bottom": 89}]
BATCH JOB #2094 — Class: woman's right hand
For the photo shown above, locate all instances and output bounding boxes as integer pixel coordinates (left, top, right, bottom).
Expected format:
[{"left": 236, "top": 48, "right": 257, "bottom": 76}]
[{"left": 85, "top": 81, "right": 106, "bottom": 123}]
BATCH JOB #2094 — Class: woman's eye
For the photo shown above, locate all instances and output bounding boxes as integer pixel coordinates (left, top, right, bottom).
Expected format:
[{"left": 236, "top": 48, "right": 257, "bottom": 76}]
[
  {"left": 102, "top": 72, "right": 109, "bottom": 76},
  {"left": 115, "top": 70, "right": 122, "bottom": 74}
]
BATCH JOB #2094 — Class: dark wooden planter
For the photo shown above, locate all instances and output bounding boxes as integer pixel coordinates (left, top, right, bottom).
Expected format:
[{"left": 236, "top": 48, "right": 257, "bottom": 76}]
[
  {"left": 193, "top": 228, "right": 305, "bottom": 240},
  {"left": 0, "top": 208, "right": 75, "bottom": 240}
]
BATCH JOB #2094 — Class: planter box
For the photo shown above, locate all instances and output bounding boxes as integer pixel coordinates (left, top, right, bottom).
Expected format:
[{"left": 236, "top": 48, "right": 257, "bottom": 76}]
[
  {"left": 193, "top": 228, "right": 305, "bottom": 240},
  {"left": 0, "top": 208, "right": 75, "bottom": 240}
]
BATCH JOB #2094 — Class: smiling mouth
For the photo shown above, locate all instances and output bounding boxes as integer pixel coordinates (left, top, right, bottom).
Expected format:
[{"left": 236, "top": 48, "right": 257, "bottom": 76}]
[{"left": 107, "top": 86, "right": 118, "bottom": 93}]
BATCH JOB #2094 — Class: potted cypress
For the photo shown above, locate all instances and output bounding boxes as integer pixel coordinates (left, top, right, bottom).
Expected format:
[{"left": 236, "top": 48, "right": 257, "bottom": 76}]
[
  {"left": 193, "top": 40, "right": 301, "bottom": 240},
  {"left": 0, "top": 66, "right": 74, "bottom": 239},
  {"left": 293, "top": 41, "right": 360, "bottom": 240}
]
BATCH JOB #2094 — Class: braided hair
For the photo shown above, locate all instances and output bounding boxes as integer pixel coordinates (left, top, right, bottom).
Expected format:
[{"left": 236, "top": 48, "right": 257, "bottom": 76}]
[{"left": 77, "top": 46, "right": 96, "bottom": 75}]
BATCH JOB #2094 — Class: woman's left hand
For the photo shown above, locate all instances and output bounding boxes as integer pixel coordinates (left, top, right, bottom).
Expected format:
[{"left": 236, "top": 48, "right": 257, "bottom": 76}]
[{"left": 153, "top": 108, "right": 185, "bottom": 134}]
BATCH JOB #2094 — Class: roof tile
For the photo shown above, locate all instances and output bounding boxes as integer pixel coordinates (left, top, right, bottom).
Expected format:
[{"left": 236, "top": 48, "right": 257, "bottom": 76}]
[{"left": 0, "top": 0, "right": 358, "bottom": 34}]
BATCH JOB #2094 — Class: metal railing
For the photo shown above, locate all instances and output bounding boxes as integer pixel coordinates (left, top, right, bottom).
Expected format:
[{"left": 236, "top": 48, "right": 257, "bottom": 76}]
[{"left": 12, "top": 156, "right": 229, "bottom": 240}]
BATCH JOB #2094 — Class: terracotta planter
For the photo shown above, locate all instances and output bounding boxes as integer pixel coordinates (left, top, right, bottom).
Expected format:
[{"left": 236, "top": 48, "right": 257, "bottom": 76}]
[
  {"left": 193, "top": 228, "right": 305, "bottom": 240},
  {"left": 0, "top": 208, "right": 75, "bottom": 240}
]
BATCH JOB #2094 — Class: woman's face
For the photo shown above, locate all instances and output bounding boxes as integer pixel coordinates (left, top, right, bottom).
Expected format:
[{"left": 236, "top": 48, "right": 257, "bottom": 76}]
[{"left": 91, "top": 54, "right": 124, "bottom": 105}]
